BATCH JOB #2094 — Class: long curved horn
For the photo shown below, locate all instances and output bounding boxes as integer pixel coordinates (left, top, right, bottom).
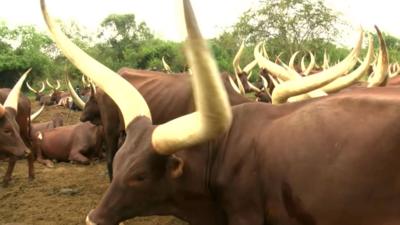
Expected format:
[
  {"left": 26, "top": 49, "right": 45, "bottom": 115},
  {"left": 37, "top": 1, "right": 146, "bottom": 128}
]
[
  {"left": 38, "top": 81, "right": 45, "bottom": 93},
  {"left": 4, "top": 69, "right": 31, "bottom": 111},
  {"left": 46, "top": 79, "right": 54, "bottom": 89},
  {"left": 41, "top": 0, "right": 151, "bottom": 126},
  {"left": 254, "top": 43, "right": 301, "bottom": 81},
  {"left": 243, "top": 59, "right": 257, "bottom": 74},
  {"left": 289, "top": 51, "right": 300, "bottom": 70},
  {"left": 162, "top": 56, "right": 172, "bottom": 73},
  {"left": 303, "top": 51, "right": 315, "bottom": 75},
  {"left": 300, "top": 55, "right": 307, "bottom": 72},
  {"left": 30, "top": 105, "right": 45, "bottom": 121},
  {"left": 262, "top": 43, "right": 269, "bottom": 59},
  {"left": 272, "top": 29, "right": 364, "bottom": 104},
  {"left": 151, "top": 0, "right": 232, "bottom": 154},
  {"left": 81, "top": 75, "right": 89, "bottom": 87},
  {"left": 367, "top": 26, "right": 389, "bottom": 87},
  {"left": 321, "top": 33, "right": 374, "bottom": 93},
  {"left": 233, "top": 40, "right": 245, "bottom": 74},
  {"left": 42, "top": 0, "right": 231, "bottom": 155},
  {"left": 55, "top": 80, "right": 61, "bottom": 90},
  {"left": 228, "top": 76, "right": 241, "bottom": 94},
  {"left": 247, "top": 80, "right": 261, "bottom": 92},
  {"left": 66, "top": 75, "right": 85, "bottom": 110},
  {"left": 26, "top": 82, "right": 38, "bottom": 93}
]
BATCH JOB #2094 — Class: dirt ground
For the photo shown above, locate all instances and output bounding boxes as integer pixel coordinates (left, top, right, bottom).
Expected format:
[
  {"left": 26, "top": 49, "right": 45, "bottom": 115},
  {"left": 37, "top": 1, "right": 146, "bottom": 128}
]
[{"left": 0, "top": 102, "right": 187, "bottom": 225}]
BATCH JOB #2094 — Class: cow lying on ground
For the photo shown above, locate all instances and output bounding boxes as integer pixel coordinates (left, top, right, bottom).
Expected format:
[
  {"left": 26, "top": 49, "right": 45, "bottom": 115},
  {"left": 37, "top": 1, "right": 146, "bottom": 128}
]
[{"left": 33, "top": 121, "right": 104, "bottom": 166}]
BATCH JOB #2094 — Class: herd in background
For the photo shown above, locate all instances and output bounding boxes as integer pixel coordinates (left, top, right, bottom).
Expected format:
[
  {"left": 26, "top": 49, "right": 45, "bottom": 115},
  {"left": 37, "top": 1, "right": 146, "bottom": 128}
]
[
  {"left": 1, "top": 0, "right": 400, "bottom": 224},
  {"left": 0, "top": 1, "right": 398, "bottom": 195}
]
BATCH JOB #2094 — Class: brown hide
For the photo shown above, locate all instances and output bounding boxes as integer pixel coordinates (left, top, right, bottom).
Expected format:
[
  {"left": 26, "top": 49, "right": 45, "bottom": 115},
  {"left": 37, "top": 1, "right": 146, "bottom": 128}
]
[
  {"left": 50, "top": 90, "right": 69, "bottom": 104},
  {"left": 30, "top": 114, "right": 63, "bottom": 140},
  {"left": 39, "top": 95, "right": 54, "bottom": 106},
  {"left": 387, "top": 75, "right": 400, "bottom": 86},
  {"left": 35, "top": 122, "right": 103, "bottom": 164},
  {"left": 90, "top": 87, "right": 400, "bottom": 225},
  {"left": 81, "top": 68, "right": 250, "bottom": 179},
  {"left": 0, "top": 89, "right": 33, "bottom": 186}
]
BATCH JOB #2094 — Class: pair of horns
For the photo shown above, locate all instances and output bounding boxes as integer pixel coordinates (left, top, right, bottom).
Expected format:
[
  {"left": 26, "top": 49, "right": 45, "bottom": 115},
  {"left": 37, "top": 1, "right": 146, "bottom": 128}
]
[
  {"left": 46, "top": 79, "right": 61, "bottom": 90},
  {"left": 0, "top": 69, "right": 31, "bottom": 118},
  {"left": 269, "top": 28, "right": 364, "bottom": 104},
  {"left": 288, "top": 51, "right": 316, "bottom": 75},
  {"left": 26, "top": 81, "right": 45, "bottom": 94},
  {"left": 41, "top": 0, "right": 232, "bottom": 155}
]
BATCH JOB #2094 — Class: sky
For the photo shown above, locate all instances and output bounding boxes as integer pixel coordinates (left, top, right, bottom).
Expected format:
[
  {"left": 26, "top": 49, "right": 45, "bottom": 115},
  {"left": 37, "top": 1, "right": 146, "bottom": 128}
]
[{"left": 0, "top": 0, "right": 399, "bottom": 43}]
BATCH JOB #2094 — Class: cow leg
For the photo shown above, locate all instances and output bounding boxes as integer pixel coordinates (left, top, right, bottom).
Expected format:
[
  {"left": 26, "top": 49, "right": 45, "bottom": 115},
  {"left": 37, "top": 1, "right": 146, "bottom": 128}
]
[
  {"left": 36, "top": 146, "right": 54, "bottom": 168},
  {"left": 27, "top": 153, "right": 35, "bottom": 181},
  {"left": 105, "top": 132, "right": 120, "bottom": 181},
  {"left": 3, "top": 156, "right": 17, "bottom": 187},
  {"left": 69, "top": 150, "right": 90, "bottom": 165}
]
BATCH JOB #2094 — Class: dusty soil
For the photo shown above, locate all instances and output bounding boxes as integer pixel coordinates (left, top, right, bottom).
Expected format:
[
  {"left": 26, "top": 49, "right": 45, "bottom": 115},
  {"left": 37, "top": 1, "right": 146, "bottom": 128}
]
[{"left": 0, "top": 102, "right": 186, "bottom": 225}]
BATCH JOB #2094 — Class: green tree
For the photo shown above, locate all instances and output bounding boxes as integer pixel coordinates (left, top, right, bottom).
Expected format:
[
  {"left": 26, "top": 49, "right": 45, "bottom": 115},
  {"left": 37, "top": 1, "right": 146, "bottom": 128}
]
[
  {"left": 96, "top": 14, "right": 154, "bottom": 70},
  {"left": 231, "top": 0, "right": 343, "bottom": 61}
]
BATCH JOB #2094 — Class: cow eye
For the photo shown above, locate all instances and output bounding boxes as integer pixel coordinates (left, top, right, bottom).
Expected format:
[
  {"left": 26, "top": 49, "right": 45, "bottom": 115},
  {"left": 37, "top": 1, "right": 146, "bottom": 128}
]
[
  {"left": 135, "top": 174, "right": 146, "bottom": 182},
  {"left": 4, "top": 129, "right": 12, "bottom": 136}
]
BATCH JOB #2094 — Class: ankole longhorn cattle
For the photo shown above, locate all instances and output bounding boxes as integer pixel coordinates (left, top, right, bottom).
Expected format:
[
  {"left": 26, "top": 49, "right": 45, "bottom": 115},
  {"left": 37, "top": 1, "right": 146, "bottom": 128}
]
[
  {"left": 80, "top": 63, "right": 250, "bottom": 180},
  {"left": 32, "top": 121, "right": 103, "bottom": 166},
  {"left": 0, "top": 70, "right": 33, "bottom": 187},
  {"left": 45, "top": 1, "right": 400, "bottom": 225},
  {"left": 26, "top": 81, "right": 46, "bottom": 101}
]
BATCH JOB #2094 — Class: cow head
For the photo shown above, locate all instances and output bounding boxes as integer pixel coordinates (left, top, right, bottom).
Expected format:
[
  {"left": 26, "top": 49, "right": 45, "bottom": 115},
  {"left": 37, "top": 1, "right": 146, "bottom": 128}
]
[
  {"left": 42, "top": 0, "right": 232, "bottom": 224},
  {"left": 26, "top": 81, "right": 46, "bottom": 101},
  {"left": 0, "top": 70, "right": 31, "bottom": 157},
  {"left": 47, "top": 79, "right": 63, "bottom": 103},
  {"left": 81, "top": 85, "right": 101, "bottom": 125}
]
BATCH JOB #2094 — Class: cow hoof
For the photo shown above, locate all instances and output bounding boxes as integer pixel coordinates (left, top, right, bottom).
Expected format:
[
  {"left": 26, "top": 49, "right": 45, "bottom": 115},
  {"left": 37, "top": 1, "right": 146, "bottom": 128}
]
[
  {"left": 2, "top": 180, "right": 10, "bottom": 188},
  {"left": 46, "top": 161, "right": 55, "bottom": 168},
  {"left": 28, "top": 176, "right": 35, "bottom": 181}
]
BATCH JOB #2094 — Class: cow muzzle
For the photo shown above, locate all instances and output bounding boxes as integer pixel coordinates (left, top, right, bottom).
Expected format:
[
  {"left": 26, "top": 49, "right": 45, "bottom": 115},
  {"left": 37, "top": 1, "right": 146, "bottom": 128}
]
[
  {"left": 86, "top": 210, "right": 125, "bottom": 225},
  {"left": 85, "top": 213, "right": 97, "bottom": 225},
  {"left": 24, "top": 148, "right": 31, "bottom": 157}
]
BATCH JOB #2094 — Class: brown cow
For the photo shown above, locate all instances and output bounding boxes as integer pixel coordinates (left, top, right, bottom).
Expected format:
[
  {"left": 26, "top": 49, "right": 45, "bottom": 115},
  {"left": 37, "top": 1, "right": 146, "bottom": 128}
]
[
  {"left": 80, "top": 69, "right": 250, "bottom": 179},
  {"left": 0, "top": 71, "right": 33, "bottom": 187},
  {"left": 33, "top": 122, "right": 103, "bottom": 166},
  {"left": 26, "top": 81, "right": 46, "bottom": 101},
  {"left": 43, "top": 1, "right": 400, "bottom": 225}
]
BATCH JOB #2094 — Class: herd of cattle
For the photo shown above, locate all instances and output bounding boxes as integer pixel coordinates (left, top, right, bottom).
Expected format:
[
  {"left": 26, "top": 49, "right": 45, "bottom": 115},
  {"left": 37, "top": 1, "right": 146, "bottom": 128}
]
[{"left": 1, "top": 0, "right": 400, "bottom": 224}]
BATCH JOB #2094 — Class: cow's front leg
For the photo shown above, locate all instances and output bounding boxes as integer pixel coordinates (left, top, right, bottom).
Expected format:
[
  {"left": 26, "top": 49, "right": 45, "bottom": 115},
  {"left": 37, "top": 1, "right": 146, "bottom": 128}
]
[
  {"left": 27, "top": 152, "right": 35, "bottom": 180},
  {"left": 36, "top": 146, "right": 54, "bottom": 168},
  {"left": 3, "top": 156, "right": 17, "bottom": 187},
  {"left": 69, "top": 150, "right": 90, "bottom": 165}
]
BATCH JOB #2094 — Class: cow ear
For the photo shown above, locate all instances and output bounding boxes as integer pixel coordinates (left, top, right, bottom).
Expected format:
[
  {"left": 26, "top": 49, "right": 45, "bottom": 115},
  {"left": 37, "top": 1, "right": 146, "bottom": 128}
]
[{"left": 167, "top": 155, "right": 184, "bottom": 179}]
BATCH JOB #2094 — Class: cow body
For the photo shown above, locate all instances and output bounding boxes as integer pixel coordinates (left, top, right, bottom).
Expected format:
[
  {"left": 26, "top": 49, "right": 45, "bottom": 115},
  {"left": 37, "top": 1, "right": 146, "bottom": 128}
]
[
  {"left": 35, "top": 122, "right": 103, "bottom": 165},
  {"left": 90, "top": 87, "right": 400, "bottom": 225},
  {"left": 51, "top": 90, "right": 70, "bottom": 105},
  {"left": 30, "top": 114, "right": 64, "bottom": 166},
  {"left": 0, "top": 88, "right": 33, "bottom": 186},
  {"left": 81, "top": 68, "right": 250, "bottom": 178},
  {"left": 39, "top": 94, "right": 54, "bottom": 106}
]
